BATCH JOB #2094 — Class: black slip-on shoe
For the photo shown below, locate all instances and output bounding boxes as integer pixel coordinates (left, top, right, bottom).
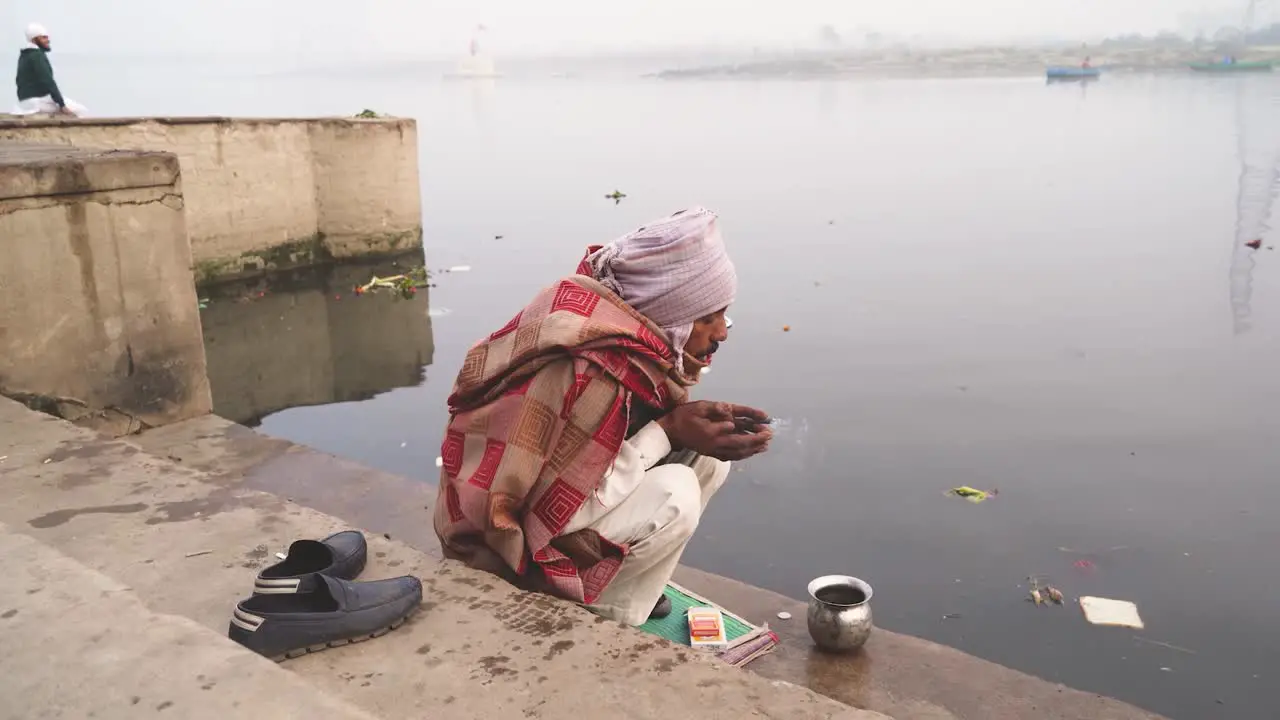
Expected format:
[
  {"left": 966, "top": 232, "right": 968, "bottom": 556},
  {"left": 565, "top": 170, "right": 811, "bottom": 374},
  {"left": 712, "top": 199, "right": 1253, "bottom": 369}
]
[
  {"left": 254, "top": 530, "right": 367, "bottom": 595},
  {"left": 649, "top": 594, "right": 673, "bottom": 620},
  {"left": 228, "top": 574, "right": 423, "bottom": 661}
]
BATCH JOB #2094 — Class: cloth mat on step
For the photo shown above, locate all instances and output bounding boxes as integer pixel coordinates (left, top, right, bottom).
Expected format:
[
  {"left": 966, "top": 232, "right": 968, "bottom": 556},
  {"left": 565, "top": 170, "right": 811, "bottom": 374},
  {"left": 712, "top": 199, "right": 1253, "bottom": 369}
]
[{"left": 637, "top": 582, "right": 779, "bottom": 667}]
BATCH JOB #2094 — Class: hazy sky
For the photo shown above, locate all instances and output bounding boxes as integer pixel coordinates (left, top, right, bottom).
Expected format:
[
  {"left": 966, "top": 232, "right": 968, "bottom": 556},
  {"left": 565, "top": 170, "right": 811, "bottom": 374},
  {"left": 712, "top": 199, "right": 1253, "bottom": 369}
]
[{"left": 3, "top": 0, "right": 1273, "bottom": 56}]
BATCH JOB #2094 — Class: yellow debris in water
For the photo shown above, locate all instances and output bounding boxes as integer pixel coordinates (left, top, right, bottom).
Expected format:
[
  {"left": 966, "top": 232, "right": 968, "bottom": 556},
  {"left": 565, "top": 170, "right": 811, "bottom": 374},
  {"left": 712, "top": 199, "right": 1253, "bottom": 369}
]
[{"left": 947, "top": 486, "right": 988, "bottom": 503}]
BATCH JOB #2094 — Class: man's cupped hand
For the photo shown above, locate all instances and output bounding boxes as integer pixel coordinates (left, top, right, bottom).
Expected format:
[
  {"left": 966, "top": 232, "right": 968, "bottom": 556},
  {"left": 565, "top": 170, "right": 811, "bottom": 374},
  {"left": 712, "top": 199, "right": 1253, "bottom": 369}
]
[{"left": 657, "top": 401, "right": 773, "bottom": 462}]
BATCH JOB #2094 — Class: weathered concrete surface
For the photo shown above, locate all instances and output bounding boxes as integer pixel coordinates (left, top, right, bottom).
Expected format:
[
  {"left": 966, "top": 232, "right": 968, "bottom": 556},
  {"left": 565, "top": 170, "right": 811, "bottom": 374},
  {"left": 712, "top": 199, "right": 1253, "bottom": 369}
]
[
  {"left": 672, "top": 569, "right": 1166, "bottom": 720},
  {"left": 0, "top": 524, "right": 379, "bottom": 720},
  {"left": 128, "top": 413, "right": 1167, "bottom": 720},
  {"left": 0, "top": 117, "right": 423, "bottom": 279},
  {"left": 0, "top": 144, "right": 212, "bottom": 428},
  {"left": 0, "top": 398, "right": 885, "bottom": 720},
  {"left": 198, "top": 256, "right": 434, "bottom": 425},
  {"left": 134, "top": 414, "right": 440, "bottom": 552}
]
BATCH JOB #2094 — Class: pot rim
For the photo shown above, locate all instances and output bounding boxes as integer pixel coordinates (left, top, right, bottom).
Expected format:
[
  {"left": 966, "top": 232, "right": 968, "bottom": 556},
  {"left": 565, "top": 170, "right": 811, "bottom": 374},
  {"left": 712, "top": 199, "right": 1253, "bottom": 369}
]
[{"left": 807, "top": 575, "right": 874, "bottom": 607}]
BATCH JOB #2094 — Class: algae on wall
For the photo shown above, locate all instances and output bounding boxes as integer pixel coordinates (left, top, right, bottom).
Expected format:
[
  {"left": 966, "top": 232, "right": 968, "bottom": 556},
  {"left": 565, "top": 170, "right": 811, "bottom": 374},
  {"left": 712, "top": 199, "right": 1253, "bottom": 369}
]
[
  {"left": 192, "top": 228, "right": 425, "bottom": 283},
  {"left": 193, "top": 234, "right": 329, "bottom": 284}
]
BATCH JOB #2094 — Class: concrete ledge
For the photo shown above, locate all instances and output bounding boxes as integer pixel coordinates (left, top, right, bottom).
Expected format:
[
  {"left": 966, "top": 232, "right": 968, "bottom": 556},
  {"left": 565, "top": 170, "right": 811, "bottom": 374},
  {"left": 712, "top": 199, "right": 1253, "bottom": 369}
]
[
  {"left": 0, "top": 144, "right": 211, "bottom": 427},
  {"left": 0, "top": 144, "right": 179, "bottom": 200},
  {"left": 0, "top": 117, "right": 423, "bottom": 279},
  {"left": 0, "top": 116, "right": 415, "bottom": 128}
]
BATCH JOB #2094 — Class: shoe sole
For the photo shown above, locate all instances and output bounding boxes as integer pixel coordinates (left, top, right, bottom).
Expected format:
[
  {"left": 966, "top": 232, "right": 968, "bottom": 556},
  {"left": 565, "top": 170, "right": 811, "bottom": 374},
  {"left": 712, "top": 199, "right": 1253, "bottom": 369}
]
[{"left": 269, "top": 613, "right": 411, "bottom": 662}]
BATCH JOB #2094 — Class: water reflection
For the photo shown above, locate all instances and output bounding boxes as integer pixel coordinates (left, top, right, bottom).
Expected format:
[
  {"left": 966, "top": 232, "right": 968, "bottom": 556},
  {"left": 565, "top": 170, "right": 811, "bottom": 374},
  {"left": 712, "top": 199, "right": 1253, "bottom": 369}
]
[
  {"left": 467, "top": 78, "right": 497, "bottom": 125},
  {"left": 1229, "top": 77, "right": 1280, "bottom": 334},
  {"left": 199, "top": 256, "right": 434, "bottom": 425}
]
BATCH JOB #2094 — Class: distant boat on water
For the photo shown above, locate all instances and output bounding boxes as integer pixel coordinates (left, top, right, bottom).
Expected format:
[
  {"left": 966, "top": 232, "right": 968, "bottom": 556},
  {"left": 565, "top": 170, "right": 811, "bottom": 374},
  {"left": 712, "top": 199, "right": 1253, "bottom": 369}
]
[
  {"left": 1189, "top": 60, "right": 1274, "bottom": 72},
  {"left": 1193, "top": 1, "right": 1275, "bottom": 73},
  {"left": 1046, "top": 66, "right": 1101, "bottom": 81}
]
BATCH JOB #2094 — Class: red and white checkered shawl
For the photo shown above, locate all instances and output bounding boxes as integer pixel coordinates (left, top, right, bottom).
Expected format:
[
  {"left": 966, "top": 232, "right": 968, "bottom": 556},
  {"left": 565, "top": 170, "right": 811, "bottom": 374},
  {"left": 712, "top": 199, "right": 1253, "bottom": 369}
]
[{"left": 433, "top": 255, "right": 701, "bottom": 604}]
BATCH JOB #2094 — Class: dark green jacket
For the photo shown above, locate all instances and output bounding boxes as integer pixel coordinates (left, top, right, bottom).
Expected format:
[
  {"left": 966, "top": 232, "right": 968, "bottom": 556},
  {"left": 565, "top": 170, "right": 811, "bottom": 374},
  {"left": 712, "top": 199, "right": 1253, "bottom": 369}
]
[{"left": 16, "top": 47, "right": 64, "bottom": 107}]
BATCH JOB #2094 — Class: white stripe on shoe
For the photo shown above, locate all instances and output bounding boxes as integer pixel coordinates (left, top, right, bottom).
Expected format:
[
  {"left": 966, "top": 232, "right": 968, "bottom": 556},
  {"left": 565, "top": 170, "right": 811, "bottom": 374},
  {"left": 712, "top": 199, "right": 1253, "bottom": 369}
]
[
  {"left": 231, "top": 608, "right": 265, "bottom": 632},
  {"left": 254, "top": 577, "right": 302, "bottom": 592}
]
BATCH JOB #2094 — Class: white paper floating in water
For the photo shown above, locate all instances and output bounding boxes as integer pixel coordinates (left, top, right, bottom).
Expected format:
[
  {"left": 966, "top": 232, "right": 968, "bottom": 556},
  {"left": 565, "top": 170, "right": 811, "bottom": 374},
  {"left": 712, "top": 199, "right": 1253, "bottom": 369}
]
[
  {"left": 1079, "top": 596, "right": 1144, "bottom": 629},
  {"left": 435, "top": 456, "right": 444, "bottom": 468},
  {"left": 275, "top": 552, "right": 287, "bottom": 560},
  {"left": 447, "top": 265, "right": 472, "bottom": 273},
  {"left": 776, "top": 611, "right": 792, "bottom": 620},
  {"left": 428, "top": 308, "right": 452, "bottom": 318}
]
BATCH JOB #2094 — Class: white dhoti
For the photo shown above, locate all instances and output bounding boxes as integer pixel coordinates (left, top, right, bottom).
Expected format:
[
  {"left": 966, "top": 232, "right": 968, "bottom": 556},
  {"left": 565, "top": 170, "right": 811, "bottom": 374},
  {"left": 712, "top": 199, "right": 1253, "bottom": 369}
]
[
  {"left": 560, "top": 422, "right": 730, "bottom": 626},
  {"left": 12, "top": 95, "right": 87, "bottom": 117}
]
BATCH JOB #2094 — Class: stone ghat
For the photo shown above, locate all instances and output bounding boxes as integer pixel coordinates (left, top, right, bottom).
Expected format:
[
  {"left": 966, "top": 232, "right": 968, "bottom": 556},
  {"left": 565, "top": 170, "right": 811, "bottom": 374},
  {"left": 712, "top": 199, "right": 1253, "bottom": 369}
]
[{"left": 0, "top": 117, "right": 423, "bottom": 281}]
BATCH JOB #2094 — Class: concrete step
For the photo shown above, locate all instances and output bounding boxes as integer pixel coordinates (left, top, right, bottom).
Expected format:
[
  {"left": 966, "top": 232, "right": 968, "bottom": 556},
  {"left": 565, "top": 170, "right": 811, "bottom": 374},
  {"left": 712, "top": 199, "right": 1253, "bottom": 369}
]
[
  {"left": 0, "top": 522, "right": 379, "bottom": 720},
  {"left": 129, "top": 413, "right": 1167, "bottom": 720},
  {"left": 0, "top": 398, "right": 888, "bottom": 720}
]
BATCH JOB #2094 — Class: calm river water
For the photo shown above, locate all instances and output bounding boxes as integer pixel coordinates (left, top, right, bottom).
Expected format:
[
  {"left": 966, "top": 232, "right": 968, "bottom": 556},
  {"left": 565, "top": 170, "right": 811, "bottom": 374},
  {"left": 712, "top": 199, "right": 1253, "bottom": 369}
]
[{"left": 79, "top": 54, "right": 1280, "bottom": 719}]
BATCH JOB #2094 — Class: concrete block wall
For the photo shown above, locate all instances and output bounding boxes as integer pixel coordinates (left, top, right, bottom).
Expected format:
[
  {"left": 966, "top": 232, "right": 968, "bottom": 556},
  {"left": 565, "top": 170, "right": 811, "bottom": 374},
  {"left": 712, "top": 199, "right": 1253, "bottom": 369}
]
[
  {"left": 308, "top": 121, "right": 422, "bottom": 258},
  {"left": 0, "top": 117, "right": 423, "bottom": 281},
  {"left": 0, "top": 144, "right": 212, "bottom": 426}
]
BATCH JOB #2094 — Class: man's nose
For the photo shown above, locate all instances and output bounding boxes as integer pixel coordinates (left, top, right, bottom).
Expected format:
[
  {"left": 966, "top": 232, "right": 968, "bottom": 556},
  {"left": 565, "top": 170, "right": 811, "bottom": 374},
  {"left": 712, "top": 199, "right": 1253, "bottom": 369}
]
[{"left": 716, "top": 316, "right": 732, "bottom": 342}]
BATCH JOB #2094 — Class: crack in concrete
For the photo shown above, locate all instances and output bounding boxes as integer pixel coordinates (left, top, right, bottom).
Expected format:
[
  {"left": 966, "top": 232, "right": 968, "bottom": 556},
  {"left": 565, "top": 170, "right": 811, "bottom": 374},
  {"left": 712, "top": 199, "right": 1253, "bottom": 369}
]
[
  {"left": 0, "top": 189, "right": 184, "bottom": 215},
  {"left": 84, "top": 192, "right": 185, "bottom": 210}
]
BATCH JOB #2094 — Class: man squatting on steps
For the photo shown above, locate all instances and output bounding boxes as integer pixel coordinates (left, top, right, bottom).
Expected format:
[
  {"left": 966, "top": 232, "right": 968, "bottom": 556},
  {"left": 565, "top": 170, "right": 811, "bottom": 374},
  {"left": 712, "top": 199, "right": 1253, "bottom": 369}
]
[{"left": 434, "top": 207, "right": 774, "bottom": 624}]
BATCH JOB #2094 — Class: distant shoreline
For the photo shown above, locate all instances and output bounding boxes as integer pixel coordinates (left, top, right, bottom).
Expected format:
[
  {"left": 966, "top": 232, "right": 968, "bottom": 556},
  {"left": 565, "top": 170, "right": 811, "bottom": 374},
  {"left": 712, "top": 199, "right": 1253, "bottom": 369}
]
[{"left": 650, "top": 45, "right": 1280, "bottom": 81}]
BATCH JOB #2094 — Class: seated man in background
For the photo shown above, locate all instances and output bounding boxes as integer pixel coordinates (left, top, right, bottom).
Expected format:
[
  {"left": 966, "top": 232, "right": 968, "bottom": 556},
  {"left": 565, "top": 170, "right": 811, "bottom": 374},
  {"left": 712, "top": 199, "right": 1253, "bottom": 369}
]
[
  {"left": 434, "top": 207, "right": 773, "bottom": 625},
  {"left": 14, "top": 23, "right": 87, "bottom": 117}
]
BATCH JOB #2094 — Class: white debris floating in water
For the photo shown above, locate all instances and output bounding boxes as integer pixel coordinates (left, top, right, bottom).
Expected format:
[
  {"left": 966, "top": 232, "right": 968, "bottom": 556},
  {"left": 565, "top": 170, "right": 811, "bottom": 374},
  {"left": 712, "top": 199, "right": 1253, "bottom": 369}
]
[
  {"left": 1079, "top": 596, "right": 1144, "bottom": 629},
  {"left": 447, "top": 265, "right": 472, "bottom": 273}
]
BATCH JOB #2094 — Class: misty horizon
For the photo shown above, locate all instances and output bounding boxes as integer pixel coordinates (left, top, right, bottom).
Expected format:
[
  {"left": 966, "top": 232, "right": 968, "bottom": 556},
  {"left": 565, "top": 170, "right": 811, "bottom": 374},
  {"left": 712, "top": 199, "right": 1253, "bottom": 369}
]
[{"left": 3, "top": 0, "right": 1277, "bottom": 60}]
